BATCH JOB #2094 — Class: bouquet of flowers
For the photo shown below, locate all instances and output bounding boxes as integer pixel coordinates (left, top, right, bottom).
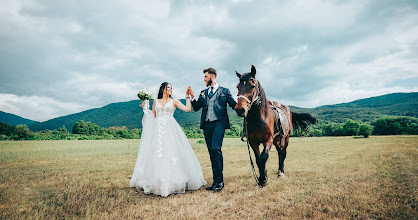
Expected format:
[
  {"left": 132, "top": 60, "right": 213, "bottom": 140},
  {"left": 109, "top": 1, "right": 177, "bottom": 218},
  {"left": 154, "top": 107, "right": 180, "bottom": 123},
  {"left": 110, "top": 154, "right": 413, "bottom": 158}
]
[{"left": 137, "top": 90, "right": 153, "bottom": 101}]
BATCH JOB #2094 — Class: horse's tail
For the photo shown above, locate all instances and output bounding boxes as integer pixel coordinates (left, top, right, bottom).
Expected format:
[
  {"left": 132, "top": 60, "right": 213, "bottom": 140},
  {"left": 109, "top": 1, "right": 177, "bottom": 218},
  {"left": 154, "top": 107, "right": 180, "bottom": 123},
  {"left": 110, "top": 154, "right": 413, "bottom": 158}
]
[{"left": 291, "top": 112, "right": 317, "bottom": 131}]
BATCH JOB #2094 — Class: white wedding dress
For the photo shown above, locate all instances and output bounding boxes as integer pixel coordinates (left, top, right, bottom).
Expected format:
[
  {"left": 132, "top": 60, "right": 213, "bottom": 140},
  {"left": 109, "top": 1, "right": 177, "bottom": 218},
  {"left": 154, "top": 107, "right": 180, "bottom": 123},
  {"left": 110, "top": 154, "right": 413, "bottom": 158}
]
[{"left": 130, "top": 99, "right": 207, "bottom": 197}]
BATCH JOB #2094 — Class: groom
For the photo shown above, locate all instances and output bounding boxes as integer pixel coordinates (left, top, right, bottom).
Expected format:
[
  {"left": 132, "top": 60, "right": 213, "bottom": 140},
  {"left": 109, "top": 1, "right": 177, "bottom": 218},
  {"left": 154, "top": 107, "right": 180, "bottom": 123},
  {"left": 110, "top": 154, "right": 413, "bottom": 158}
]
[{"left": 189, "top": 67, "right": 237, "bottom": 192}]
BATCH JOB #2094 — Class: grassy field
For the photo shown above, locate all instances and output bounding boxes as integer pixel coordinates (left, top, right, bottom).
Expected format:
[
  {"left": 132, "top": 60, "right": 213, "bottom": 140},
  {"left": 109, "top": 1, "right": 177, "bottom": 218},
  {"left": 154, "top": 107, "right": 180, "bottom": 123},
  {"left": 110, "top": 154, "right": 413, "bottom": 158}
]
[{"left": 0, "top": 136, "right": 417, "bottom": 219}]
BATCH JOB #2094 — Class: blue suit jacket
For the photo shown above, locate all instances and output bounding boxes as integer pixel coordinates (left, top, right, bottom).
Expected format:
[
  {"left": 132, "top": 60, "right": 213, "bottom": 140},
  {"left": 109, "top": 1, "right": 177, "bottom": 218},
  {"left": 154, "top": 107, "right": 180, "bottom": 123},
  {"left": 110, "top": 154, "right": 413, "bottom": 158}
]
[{"left": 192, "top": 86, "right": 237, "bottom": 129}]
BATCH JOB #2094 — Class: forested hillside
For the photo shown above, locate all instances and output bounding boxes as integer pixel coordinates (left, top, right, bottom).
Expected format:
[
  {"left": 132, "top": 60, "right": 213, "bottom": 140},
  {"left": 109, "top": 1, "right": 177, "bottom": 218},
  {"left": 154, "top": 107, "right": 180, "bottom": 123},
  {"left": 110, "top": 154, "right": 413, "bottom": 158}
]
[
  {"left": 0, "top": 111, "right": 38, "bottom": 126},
  {"left": 6, "top": 92, "right": 415, "bottom": 132}
]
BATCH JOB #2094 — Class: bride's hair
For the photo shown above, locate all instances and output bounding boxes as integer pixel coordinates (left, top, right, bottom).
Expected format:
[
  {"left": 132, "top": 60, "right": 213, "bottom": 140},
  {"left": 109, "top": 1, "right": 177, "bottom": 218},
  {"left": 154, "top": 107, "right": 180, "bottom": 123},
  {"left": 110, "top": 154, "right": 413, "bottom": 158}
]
[{"left": 158, "top": 82, "right": 172, "bottom": 99}]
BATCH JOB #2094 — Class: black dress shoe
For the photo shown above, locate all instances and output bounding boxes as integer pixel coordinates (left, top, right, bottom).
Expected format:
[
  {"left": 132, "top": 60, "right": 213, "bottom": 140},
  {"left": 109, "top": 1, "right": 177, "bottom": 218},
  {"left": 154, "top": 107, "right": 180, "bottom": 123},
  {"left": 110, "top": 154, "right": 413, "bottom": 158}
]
[
  {"left": 213, "top": 182, "right": 224, "bottom": 192},
  {"left": 205, "top": 182, "right": 216, "bottom": 191}
]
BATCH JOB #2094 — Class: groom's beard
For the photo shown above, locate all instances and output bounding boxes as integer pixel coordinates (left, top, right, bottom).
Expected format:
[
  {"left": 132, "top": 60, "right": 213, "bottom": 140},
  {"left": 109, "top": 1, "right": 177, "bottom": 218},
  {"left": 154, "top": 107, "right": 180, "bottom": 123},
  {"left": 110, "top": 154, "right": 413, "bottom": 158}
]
[{"left": 206, "top": 79, "right": 213, "bottom": 87}]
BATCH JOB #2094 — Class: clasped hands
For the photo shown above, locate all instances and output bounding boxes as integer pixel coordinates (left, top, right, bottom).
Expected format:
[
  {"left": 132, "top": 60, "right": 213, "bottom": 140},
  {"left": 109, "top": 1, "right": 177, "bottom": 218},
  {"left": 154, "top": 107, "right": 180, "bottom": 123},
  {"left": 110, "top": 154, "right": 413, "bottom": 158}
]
[{"left": 186, "top": 86, "right": 195, "bottom": 99}]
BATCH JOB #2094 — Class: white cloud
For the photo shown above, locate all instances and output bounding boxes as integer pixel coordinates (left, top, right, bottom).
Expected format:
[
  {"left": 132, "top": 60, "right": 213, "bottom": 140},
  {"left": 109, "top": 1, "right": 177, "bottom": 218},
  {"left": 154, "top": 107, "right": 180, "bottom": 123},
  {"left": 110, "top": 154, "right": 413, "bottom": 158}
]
[
  {"left": 302, "top": 84, "right": 418, "bottom": 108},
  {"left": 0, "top": 0, "right": 417, "bottom": 120},
  {"left": 0, "top": 93, "right": 89, "bottom": 122}
]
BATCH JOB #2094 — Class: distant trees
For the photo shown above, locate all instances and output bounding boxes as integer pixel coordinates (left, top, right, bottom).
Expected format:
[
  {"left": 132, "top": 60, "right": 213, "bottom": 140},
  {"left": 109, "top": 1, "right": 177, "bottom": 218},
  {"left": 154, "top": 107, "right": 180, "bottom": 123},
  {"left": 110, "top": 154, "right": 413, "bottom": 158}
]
[
  {"left": 0, "top": 122, "right": 32, "bottom": 140},
  {"left": 0, "top": 117, "right": 417, "bottom": 141},
  {"left": 14, "top": 125, "right": 32, "bottom": 140},
  {"left": 322, "top": 120, "right": 371, "bottom": 138},
  {"left": 225, "top": 124, "right": 241, "bottom": 137},
  {"left": 323, "top": 123, "right": 342, "bottom": 136},
  {"left": 320, "top": 117, "right": 417, "bottom": 138},
  {"left": 359, "top": 124, "right": 373, "bottom": 138},
  {"left": 373, "top": 117, "right": 418, "bottom": 135},
  {"left": 72, "top": 120, "right": 100, "bottom": 135},
  {"left": 0, "top": 122, "right": 14, "bottom": 136},
  {"left": 341, "top": 120, "right": 360, "bottom": 136}
]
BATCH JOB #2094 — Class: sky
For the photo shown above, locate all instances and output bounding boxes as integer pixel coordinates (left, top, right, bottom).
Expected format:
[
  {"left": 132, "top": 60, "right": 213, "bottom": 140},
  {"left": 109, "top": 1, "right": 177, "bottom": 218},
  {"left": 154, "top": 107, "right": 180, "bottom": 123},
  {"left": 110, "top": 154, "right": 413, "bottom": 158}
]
[{"left": 1, "top": 0, "right": 417, "bottom": 122}]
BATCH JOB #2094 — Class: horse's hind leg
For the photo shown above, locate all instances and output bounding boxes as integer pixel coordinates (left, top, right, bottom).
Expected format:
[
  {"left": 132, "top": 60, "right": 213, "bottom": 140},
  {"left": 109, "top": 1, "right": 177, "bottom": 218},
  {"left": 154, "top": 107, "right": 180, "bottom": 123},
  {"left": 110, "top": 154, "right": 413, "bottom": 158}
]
[
  {"left": 274, "top": 136, "right": 289, "bottom": 177},
  {"left": 278, "top": 147, "right": 287, "bottom": 177}
]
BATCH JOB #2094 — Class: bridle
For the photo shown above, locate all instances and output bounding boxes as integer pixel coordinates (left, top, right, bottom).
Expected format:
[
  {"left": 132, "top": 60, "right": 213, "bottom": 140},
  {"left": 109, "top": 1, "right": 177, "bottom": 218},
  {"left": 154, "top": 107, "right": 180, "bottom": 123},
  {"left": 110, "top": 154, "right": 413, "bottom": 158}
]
[{"left": 237, "top": 80, "right": 261, "bottom": 112}]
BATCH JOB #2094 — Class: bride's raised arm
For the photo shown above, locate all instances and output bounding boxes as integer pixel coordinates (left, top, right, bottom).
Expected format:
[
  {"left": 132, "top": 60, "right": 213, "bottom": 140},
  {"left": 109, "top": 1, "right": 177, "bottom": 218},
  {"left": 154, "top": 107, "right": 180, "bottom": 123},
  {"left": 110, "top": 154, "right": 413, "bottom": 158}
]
[
  {"left": 174, "top": 98, "right": 191, "bottom": 112},
  {"left": 174, "top": 89, "right": 191, "bottom": 112}
]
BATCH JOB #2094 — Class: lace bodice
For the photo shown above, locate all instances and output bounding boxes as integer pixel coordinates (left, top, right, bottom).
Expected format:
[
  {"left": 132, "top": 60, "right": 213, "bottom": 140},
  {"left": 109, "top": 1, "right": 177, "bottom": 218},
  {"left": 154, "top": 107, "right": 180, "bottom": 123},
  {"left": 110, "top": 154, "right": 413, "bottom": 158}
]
[
  {"left": 155, "top": 99, "right": 175, "bottom": 118},
  {"left": 154, "top": 99, "right": 175, "bottom": 159}
]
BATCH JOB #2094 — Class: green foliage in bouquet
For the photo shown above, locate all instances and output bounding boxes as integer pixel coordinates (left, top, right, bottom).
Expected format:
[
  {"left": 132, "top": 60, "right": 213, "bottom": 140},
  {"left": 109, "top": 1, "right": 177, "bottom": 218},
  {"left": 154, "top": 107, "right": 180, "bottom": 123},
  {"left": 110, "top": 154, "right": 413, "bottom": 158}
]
[{"left": 137, "top": 90, "right": 153, "bottom": 101}]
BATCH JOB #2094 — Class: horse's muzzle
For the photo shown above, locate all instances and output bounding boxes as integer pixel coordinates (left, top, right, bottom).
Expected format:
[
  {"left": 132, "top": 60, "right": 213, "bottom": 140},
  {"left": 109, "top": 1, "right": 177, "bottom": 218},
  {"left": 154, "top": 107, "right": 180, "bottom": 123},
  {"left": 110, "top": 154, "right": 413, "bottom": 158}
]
[{"left": 235, "top": 107, "right": 246, "bottom": 117}]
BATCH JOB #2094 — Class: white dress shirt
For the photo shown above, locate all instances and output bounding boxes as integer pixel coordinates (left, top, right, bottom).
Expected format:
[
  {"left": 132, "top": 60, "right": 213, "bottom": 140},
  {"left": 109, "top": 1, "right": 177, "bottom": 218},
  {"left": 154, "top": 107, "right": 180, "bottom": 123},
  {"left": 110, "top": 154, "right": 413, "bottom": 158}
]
[{"left": 209, "top": 83, "right": 219, "bottom": 95}]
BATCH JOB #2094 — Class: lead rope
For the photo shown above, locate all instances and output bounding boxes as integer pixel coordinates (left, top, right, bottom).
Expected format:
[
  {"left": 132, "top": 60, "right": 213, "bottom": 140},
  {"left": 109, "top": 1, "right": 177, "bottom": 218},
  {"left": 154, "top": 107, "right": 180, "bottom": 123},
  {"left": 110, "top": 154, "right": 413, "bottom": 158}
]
[{"left": 243, "top": 111, "right": 263, "bottom": 188}]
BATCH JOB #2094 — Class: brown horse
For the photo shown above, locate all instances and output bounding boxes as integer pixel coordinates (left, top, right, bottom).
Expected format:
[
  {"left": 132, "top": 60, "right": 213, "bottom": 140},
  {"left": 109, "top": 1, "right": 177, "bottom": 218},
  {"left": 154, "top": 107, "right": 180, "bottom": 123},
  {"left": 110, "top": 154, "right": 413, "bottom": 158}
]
[{"left": 235, "top": 65, "right": 317, "bottom": 186}]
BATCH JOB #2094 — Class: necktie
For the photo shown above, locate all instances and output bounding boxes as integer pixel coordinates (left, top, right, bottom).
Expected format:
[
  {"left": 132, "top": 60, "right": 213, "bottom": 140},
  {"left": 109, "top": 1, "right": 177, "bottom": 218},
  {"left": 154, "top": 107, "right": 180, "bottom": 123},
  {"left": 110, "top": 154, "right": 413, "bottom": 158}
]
[{"left": 208, "top": 87, "right": 214, "bottom": 99}]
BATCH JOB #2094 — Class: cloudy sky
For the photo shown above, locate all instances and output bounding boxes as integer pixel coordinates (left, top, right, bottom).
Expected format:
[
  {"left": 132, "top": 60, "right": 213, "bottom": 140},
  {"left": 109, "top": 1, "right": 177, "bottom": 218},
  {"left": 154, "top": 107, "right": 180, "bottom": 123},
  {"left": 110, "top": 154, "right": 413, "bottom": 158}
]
[{"left": 1, "top": 0, "right": 417, "bottom": 122}]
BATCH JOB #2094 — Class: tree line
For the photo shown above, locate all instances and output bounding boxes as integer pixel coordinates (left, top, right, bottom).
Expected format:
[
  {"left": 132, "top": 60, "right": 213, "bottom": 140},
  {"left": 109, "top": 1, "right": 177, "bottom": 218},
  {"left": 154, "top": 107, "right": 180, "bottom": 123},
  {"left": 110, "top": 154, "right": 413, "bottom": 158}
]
[
  {"left": 0, "top": 120, "right": 141, "bottom": 141},
  {"left": 0, "top": 120, "right": 243, "bottom": 141},
  {"left": 0, "top": 116, "right": 417, "bottom": 141},
  {"left": 309, "top": 117, "right": 418, "bottom": 137}
]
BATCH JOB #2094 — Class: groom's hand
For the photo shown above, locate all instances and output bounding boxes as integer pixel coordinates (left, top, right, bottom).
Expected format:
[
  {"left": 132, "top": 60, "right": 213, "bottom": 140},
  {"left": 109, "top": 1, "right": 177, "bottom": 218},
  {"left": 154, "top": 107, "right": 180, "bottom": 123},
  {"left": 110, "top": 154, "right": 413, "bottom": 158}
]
[{"left": 188, "top": 86, "right": 195, "bottom": 99}]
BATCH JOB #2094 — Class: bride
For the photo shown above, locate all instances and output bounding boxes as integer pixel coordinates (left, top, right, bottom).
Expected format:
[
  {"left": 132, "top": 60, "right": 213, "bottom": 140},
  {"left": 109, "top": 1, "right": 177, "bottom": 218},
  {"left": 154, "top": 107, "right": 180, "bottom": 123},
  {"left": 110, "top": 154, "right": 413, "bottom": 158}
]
[{"left": 130, "top": 82, "right": 207, "bottom": 197}]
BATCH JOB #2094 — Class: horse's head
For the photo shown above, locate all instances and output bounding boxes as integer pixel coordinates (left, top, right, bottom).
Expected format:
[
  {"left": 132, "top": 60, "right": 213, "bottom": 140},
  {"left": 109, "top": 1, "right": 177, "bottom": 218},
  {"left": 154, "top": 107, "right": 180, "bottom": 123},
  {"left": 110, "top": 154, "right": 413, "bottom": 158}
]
[{"left": 235, "top": 65, "right": 259, "bottom": 117}]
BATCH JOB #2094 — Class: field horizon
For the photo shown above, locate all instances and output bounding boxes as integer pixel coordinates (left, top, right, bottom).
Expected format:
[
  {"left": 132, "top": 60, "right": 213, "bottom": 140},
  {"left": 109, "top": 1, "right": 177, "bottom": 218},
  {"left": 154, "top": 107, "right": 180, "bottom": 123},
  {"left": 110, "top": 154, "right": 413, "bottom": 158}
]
[{"left": 1, "top": 136, "right": 417, "bottom": 219}]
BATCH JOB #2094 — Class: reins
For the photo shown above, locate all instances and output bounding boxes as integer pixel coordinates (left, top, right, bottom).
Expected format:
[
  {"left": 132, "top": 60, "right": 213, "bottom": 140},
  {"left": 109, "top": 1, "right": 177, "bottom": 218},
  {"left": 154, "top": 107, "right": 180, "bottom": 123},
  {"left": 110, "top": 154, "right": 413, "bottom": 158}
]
[{"left": 238, "top": 81, "right": 263, "bottom": 188}]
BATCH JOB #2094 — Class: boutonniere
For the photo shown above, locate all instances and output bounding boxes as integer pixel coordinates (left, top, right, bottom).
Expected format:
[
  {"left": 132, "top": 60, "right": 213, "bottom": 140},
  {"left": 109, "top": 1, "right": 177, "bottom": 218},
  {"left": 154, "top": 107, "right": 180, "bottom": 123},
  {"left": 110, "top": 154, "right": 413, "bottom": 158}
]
[{"left": 201, "top": 91, "right": 206, "bottom": 99}]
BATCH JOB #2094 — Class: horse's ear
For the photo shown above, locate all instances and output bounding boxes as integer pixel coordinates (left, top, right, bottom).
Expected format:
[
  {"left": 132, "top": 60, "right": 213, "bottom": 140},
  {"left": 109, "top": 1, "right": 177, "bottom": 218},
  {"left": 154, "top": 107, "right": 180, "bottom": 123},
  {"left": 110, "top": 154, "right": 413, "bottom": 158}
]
[
  {"left": 235, "top": 71, "right": 242, "bottom": 78},
  {"left": 251, "top": 65, "right": 256, "bottom": 77}
]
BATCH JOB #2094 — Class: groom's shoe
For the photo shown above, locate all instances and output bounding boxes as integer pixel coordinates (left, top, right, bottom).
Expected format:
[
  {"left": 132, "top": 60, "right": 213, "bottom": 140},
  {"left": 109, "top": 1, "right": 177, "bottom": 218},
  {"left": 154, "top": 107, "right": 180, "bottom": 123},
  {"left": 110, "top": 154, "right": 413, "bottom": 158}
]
[
  {"left": 213, "top": 182, "right": 224, "bottom": 192},
  {"left": 205, "top": 182, "right": 216, "bottom": 191}
]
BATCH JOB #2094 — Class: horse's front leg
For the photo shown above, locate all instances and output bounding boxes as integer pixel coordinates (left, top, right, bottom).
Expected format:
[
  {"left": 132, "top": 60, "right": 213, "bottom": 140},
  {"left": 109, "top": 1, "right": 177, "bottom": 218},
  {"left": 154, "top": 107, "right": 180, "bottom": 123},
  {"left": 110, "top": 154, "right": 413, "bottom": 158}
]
[
  {"left": 249, "top": 141, "right": 263, "bottom": 183},
  {"left": 249, "top": 140, "right": 261, "bottom": 168},
  {"left": 259, "top": 138, "right": 273, "bottom": 186}
]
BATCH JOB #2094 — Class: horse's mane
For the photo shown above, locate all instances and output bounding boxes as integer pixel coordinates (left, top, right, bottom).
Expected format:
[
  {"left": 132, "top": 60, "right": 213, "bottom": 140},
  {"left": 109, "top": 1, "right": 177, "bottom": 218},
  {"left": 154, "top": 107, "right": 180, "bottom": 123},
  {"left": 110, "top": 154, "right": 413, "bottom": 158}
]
[{"left": 257, "top": 81, "right": 270, "bottom": 117}]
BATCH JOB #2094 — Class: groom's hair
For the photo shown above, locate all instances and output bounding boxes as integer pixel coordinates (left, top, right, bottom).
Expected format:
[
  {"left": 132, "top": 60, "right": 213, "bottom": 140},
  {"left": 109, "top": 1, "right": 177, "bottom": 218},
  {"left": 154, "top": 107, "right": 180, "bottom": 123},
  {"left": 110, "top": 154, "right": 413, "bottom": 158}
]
[{"left": 203, "top": 68, "right": 217, "bottom": 78}]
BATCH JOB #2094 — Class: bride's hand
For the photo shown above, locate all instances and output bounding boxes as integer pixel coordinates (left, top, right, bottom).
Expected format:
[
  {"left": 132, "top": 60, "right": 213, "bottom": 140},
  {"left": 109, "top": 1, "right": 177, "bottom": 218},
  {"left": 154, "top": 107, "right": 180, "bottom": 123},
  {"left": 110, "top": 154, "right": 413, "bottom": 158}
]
[{"left": 189, "top": 87, "right": 194, "bottom": 99}]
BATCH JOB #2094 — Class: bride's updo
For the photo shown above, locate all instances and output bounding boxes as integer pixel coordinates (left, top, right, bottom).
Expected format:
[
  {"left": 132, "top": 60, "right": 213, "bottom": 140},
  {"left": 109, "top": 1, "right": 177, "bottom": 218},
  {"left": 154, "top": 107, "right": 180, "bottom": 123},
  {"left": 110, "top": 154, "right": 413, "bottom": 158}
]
[{"left": 158, "top": 82, "right": 172, "bottom": 99}]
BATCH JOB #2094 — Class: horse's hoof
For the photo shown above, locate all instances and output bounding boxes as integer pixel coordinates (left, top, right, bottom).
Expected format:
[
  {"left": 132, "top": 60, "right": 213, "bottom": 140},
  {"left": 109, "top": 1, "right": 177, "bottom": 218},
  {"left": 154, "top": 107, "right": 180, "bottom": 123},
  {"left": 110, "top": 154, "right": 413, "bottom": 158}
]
[
  {"left": 278, "top": 170, "right": 285, "bottom": 178},
  {"left": 259, "top": 177, "right": 269, "bottom": 187}
]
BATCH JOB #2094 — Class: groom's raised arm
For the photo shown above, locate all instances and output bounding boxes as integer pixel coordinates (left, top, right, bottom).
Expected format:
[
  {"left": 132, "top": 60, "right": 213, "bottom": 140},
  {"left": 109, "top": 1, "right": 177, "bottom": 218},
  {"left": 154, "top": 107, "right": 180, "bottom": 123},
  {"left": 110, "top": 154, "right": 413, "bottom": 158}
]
[{"left": 191, "top": 92, "right": 204, "bottom": 112}]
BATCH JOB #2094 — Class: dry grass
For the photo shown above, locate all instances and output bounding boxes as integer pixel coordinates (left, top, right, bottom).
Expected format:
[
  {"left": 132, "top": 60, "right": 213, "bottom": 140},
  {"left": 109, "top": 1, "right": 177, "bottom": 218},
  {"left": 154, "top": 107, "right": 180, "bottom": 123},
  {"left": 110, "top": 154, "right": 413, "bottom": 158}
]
[{"left": 0, "top": 136, "right": 417, "bottom": 219}]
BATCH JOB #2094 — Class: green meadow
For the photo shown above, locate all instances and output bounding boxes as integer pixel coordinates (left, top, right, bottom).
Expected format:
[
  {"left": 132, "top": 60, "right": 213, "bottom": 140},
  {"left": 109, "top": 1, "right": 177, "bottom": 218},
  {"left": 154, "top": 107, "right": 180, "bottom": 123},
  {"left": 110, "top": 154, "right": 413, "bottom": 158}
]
[{"left": 1, "top": 136, "right": 417, "bottom": 219}]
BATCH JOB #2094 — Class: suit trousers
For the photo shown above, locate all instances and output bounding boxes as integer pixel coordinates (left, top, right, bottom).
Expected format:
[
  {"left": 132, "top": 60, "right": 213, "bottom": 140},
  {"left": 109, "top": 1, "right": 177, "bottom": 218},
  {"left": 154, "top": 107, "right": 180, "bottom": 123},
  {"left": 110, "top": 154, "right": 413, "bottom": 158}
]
[{"left": 203, "top": 120, "right": 225, "bottom": 183}]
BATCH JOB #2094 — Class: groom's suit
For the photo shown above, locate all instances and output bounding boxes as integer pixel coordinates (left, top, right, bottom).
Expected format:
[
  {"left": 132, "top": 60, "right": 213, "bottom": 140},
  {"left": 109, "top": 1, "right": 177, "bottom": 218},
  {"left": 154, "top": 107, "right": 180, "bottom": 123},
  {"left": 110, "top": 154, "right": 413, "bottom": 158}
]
[{"left": 192, "top": 85, "right": 236, "bottom": 184}]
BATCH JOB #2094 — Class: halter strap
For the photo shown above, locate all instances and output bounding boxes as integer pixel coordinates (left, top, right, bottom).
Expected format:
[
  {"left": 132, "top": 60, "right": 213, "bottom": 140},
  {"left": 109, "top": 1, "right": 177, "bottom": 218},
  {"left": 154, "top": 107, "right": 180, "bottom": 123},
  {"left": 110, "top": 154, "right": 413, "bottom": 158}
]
[
  {"left": 237, "top": 81, "right": 261, "bottom": 111},
  {"left": 237, "top": 95, "right": 251, "bottom": 103}
]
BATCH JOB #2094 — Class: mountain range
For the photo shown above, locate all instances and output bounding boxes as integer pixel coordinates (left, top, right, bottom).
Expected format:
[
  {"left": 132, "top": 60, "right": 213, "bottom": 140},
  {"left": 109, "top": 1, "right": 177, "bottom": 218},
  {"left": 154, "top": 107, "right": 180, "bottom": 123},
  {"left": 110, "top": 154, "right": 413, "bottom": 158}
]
[
  {"left": 292, "top": 92, "right": 417, "bottom": 123},
  {"left": 0, "top": 111, "right": 38, "bottom": 126},
  {"left": 0, "top": 92, "right": 416, "bottom": 131}
]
